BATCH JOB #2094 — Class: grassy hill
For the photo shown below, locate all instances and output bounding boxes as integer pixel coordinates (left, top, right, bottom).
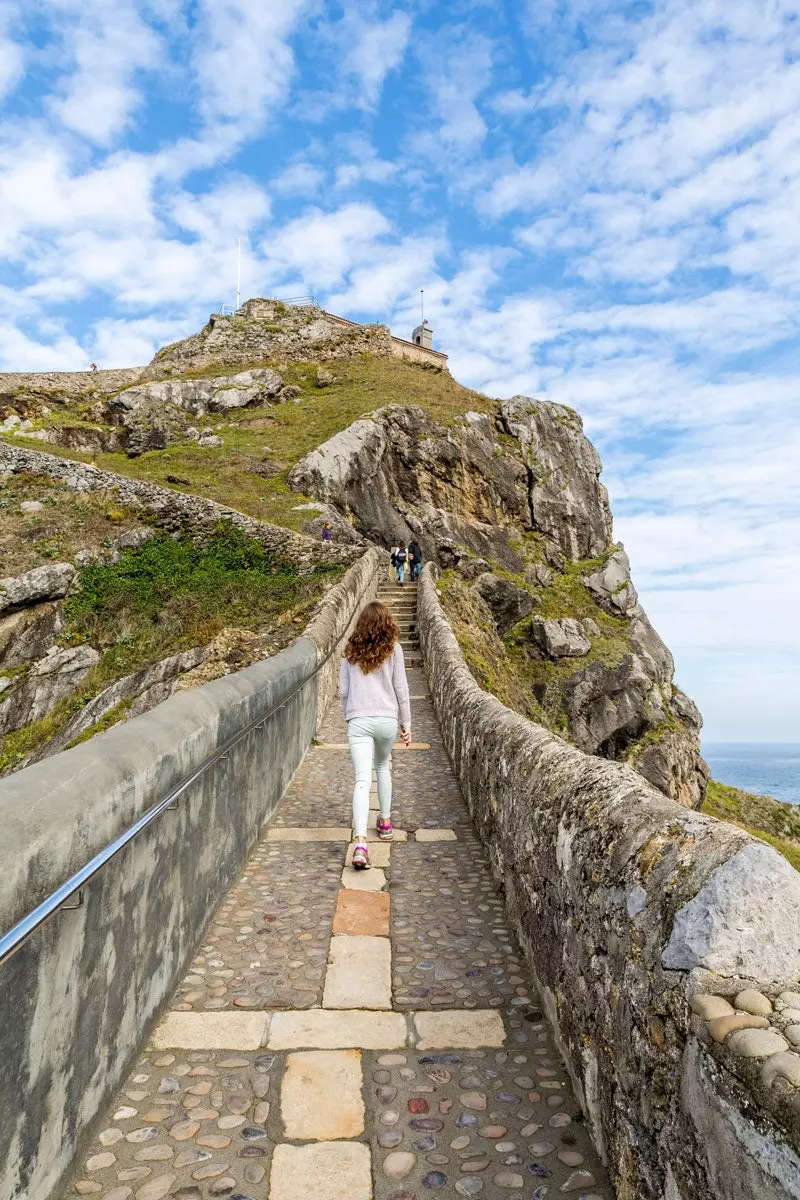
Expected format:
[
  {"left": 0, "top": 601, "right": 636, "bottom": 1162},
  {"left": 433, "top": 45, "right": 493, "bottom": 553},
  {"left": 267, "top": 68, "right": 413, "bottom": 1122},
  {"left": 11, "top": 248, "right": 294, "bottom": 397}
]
[{"left": 7, "top": 358, "right": 491, "bottom": 532}]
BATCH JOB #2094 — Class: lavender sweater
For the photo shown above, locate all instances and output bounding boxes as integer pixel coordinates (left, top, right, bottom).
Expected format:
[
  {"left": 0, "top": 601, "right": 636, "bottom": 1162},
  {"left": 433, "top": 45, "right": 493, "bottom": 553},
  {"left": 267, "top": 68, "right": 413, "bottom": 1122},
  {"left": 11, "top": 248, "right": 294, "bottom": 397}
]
[{"left": 339, "top": 644, "right": 411, "bottom": 728}]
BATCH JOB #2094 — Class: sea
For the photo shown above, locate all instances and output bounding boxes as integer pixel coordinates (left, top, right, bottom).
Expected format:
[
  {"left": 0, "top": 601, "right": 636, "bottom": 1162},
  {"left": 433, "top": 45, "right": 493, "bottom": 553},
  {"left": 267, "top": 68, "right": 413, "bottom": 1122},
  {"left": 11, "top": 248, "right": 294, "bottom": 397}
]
[{"left": 703, "top": 743, "right": 800, "bottom": 806}]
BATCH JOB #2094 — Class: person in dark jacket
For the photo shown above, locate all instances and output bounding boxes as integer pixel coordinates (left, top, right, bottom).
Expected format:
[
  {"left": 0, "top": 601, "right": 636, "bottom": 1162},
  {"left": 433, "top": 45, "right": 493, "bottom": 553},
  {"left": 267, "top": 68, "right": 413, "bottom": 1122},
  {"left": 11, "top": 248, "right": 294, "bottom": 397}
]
[{"left": 408, "top": 539, "right": 423, "bottom": 581}]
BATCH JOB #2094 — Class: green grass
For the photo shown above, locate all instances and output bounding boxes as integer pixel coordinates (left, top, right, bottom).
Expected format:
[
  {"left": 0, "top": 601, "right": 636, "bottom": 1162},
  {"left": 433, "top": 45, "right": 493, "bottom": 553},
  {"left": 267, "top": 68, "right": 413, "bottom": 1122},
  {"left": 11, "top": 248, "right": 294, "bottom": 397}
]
[
  {"left": 0, "top": 522, "right": 343, "bottom": 773},
  {"left": 6, "top": 358, "right": 492, "bottom": 532},
  {"left": 702, "top": 779, "right": 800, "bottom": 871}
]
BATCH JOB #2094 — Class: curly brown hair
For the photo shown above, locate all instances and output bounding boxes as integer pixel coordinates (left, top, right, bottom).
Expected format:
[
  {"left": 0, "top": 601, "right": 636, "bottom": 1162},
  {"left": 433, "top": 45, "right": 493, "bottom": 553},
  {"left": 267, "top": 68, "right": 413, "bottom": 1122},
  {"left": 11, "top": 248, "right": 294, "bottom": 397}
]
[{"left": 344, "top": 601, "right": 400, "bottom": 673}]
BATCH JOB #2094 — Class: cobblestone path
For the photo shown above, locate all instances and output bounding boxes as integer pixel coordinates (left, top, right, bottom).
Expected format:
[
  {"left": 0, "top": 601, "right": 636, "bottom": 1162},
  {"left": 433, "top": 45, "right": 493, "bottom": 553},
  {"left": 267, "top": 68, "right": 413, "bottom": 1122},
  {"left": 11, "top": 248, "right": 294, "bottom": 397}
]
[{"left": 62, "top": 582, "right": 612, "bottom": 1200}]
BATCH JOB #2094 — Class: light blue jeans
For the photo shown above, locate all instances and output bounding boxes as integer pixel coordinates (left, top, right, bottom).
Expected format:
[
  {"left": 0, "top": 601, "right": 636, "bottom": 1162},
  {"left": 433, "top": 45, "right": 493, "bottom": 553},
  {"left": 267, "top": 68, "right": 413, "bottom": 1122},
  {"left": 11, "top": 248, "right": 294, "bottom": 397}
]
[
  {"left": 395, "top": 561, "right": 406, "bottom": 584},
  {"left": 347, "top": 716, "right": 397, "bottom": 838}
]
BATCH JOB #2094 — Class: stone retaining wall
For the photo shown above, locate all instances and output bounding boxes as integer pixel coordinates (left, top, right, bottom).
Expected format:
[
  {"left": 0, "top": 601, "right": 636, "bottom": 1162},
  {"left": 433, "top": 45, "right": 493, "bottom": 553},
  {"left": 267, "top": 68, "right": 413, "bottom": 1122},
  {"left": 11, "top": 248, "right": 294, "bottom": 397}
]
[
  {"left": 0, "top": 548, "right": 383, "bottom": 1200},
  {"left": 0, "top": 366, "right": 143, "bottom": 399},
  {"left": 417, "top": 565, "right": 800, "bottom": 1200},
  {"left": 0, "top": 443, "right": 360, "bottom": 571}
]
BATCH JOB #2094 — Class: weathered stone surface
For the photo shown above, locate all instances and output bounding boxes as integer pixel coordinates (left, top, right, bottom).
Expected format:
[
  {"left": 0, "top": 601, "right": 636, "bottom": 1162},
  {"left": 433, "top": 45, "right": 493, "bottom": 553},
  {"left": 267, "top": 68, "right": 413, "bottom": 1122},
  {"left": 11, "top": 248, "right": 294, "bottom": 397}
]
[
  {"left": 416, "top": 566, "right": 800, "bottom": 1200},
  {"left": 497, "top": 395, "right": 612, "bottom": 559},
  {"left": 150, "top": 1012, "right": 270, "bottom": 1050},
  {"left": 413, "top": 1011, "right": 506, "bottom": 1050},
  {"left": 0, "top": 562, "right": 75, "bottom": 614},
  {"left": 735, "top": 989, "right": 772, "bottom": 1016},
  {"left": 281, "top": 1050, "right": 364, "bottom": 1139},
  {"left": 0, "top": 644, "right": 99, "bottom": 734},
  {"left": 662, "top": 842, "right": 800, "bottom": 982},
  {"left": 23, "top": 647, "right": 205, "bottom": 764},
  {"left": 414, "top": 829, "right": 457, "bottom": 842},
  {"left": 340, "top": 865, "right": 386, "bottom": 891},
  {"left": 470, "top": 574, "right": 534, "bottom": 635},
  {"left": 323, "top": 935, "right": 392, "bottom": 1009},
  {"left": 530, "top": 617, "right": 590, "bottom": 659},
  {"left": 268, "top": 1009, "right": 406, "bottom": 1050},
  {"left": 690, "top": 995, "right": 735, "bottom": 1020},
  {"left": 269, "top": 1142, "right": 372, "bottom": 1200},
  {"left": 707, "top": 1014, "right": 769, "bottom": 1043},
  {"left": 0, "top": 602, "right": 63, "bottom": 668},
  {"left": 316, "top": 369, "right": 336, "bottom": 387},
  {"left": 726, "top": 1029, "right": 788, "bottom": 1058},
  {"left": 583, "top": 548, "right": 638, "bottom": 617},
  {"left": 761, "top": 1052, "right": 800, "bottom": 1088},
  {"left": 332, "top": 889, "right": 390, "bottom": 936}
]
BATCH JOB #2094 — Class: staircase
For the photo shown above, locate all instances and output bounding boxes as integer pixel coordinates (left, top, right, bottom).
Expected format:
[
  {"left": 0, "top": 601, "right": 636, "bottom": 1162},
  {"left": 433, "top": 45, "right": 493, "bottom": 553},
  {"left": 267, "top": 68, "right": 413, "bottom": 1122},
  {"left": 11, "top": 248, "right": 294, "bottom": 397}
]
[{"left": 377, "top": 578, "right": 421, "bottom": 666}]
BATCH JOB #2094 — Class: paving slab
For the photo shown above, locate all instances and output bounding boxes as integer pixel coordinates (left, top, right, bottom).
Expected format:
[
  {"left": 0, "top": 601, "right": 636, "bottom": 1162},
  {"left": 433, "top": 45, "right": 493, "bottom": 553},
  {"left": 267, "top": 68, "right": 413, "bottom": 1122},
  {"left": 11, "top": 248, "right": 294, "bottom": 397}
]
[
  {"left": 266, "top": 826, "right": 352, "bottom": 841},
  {"left": 324, "top": 935, "right": 392, "bottom": 1010},
  {"left": 414, "top": 828, "right": 458, "bottom": 842},
  {"left": 270, "top": 1142, "right": 372, "bottom": 1200},
  {"left": 333, "top": 889, "right": 391, "bottom": 937},
  {"left": 341, "top": 865, "right": 387, "bottom": 890},
  {"left": 269, "top": 1009, "right": 408, "bottom": 1050},
  {"left": 281, "top": 1050, "right": 364, "bottom": 1139},
  {"left": 414, "top": 1010, "right": 507, "bottom": 1049},
  {"left": 346, "top": 840, "right": 391, "bottom": 868},
  {"left": 150, "top": 1012, "right": 270, "bottom": 1051}
]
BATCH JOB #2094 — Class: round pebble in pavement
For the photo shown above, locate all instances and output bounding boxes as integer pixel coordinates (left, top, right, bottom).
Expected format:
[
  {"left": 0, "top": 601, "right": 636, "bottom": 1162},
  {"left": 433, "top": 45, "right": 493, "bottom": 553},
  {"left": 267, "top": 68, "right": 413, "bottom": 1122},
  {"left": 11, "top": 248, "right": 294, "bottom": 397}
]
[
  {"left": 413, "top": 1136, "right": 436, "bottom": 1151},
  {"left": 529, "top": 1163, "right": 550, "bottom": 1177},
  {"left": 450, "top": 1136, "right": 471, "bottom": 1150},
  {"left": 382, "top": 1110, "right": 401, "bottom": 1125},
  {"left": 455, "top": 1179, "right": 484, "bottom": 1196},
  {"left": 528, "top": 1141, "right": 555, "bottom": 1156},
  {"left": 494, "top": 1172, "right": 525, "bottom": 1188},
  {"left": 379, "top": 1129, "right": 405, "bottom": 1148},
  {"left": 422, "top": 1171, "right": 447, "bottom": 1188},
  {"left": 383, "top": 1151, "right": 417, "bottom": 1180}
]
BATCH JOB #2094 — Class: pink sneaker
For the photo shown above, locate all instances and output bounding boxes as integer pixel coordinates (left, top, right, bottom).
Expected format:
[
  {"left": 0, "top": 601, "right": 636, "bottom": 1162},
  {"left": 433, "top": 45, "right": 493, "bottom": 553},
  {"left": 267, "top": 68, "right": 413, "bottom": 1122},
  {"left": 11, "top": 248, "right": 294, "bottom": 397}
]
[
  {"left": 352, "top": 842, "right": 370, "bottom": 870},
  {"left": 377, "top": 817, "right": 393, "bottom": 842}
]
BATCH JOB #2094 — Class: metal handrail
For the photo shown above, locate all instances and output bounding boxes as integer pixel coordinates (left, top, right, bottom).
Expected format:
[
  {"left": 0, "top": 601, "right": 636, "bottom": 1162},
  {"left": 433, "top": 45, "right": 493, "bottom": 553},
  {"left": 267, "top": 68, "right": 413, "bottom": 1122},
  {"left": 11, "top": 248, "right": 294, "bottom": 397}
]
[{"left": 0, "top": 567, "right": 379, "bottom": 968}]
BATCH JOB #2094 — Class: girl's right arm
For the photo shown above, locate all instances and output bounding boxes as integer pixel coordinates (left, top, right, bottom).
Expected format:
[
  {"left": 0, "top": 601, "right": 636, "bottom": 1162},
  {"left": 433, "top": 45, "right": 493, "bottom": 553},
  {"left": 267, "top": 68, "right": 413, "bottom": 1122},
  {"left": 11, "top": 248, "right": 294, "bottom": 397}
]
[
  {"left": 339, "top": 659, "right": 349, "bottom": 713},
  {"left": 392, "top": 645, "right": 412, "bottom": 743}
]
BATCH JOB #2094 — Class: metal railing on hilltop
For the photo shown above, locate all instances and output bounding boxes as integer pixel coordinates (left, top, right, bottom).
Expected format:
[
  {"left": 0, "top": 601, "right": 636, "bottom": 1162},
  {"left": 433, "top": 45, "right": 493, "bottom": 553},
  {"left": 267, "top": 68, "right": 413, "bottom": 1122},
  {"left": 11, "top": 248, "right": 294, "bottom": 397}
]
[{"left": 217, "top": 295, "right": 317, "bottom": 316}]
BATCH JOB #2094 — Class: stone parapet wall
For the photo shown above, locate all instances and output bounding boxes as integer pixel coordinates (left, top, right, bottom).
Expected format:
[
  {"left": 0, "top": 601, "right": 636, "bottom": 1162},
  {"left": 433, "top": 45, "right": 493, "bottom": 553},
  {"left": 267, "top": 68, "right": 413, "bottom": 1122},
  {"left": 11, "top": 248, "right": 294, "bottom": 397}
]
[
  {"left": 317, "top": 310, "right": 448, "bottom": 369},
  {"left": 0, "top": 547, "right": 382, "bottom": 1200},
  {"left": 416, "top": 565, "right": 800, "bottom": 1200},
  {"left": 0, "top": 443, "right": 360, "bottom": 572}
]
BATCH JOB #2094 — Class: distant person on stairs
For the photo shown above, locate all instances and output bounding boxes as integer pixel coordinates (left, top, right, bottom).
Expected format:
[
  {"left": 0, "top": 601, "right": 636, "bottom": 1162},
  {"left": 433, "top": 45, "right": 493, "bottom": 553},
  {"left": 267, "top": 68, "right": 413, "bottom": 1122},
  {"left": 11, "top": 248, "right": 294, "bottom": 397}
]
[
  {"left": 408, "top": 538, "right": 422, "bottom": 581},
  {"left": 339, "top": 601, "right": 411, "bottom": 869},
  {"left": 391, "top": 540, "right": 408, "bottom": 585}
]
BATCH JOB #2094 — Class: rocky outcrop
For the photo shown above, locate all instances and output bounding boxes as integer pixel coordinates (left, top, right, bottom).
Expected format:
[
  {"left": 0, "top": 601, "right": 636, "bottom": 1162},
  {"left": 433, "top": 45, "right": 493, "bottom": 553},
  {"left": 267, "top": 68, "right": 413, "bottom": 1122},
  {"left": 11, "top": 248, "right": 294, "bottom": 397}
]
[
  {"left": 0, "top": 604, "right": 63, "bottom": 668},
  {"left": 583, "top": 547, "right": 639, "bottom": 616},
  {"left": 0, "top": 564, "right": 75, "bottom": 615},
  {"left": 0, "top": 645, "right": 99, "bottom": 734},
  {"left": 149, "top": 304, "right": 393, "bottom": 374},
  {"left": 498, "top": 395, "right": 613, "bottom": 560},
  {"left": 531, "top": 616, "right": 591, "bottom": 658},
  {"left": 471, "top": 573, "right": 535, "bottom": 634},
  {"left": 289, "top": 397, "right": 708, "bottom": 807}
]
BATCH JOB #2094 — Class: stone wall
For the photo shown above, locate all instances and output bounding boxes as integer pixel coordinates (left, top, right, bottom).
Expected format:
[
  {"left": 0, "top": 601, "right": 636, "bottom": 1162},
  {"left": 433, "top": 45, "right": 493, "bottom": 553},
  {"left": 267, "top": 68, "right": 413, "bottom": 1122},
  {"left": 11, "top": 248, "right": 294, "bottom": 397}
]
[
  {"left": 0, "top": 367, "right": 143, "bottom": 401},
  {"left": 417, "top": 565, "right": 800, "bottom": 1200},
  {"left": 0, "top": 443, "right": 360, "bottom": 572},
  {"left": 0, "top": 547, "right": 383, "bottom": 1200}
]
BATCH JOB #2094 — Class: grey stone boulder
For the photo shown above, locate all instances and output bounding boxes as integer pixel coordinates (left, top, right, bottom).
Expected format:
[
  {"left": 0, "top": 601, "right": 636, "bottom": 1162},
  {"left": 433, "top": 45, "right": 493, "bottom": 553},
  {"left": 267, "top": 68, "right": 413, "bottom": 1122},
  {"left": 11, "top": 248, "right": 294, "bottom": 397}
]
[
  {"left": 582, "top": 617, "right": 601, "bottom": 638},
  {"left": 560, "top": 653, "right": 654, "bottom": 756},
  {"left": 0, "top": 603, "right": 63, "bottom": 668},
  {"left": 531, "top": 617, "right": 591, "bottom": 659},
  {"left": 115, "top": 526, "right": 156, "bottom": 552},
  {"left": 0, "top": 563, "right": 75, "bottom": 615},
  {"left": 0, "top": 645, "right": 99, "bottom": 734},
  {"left": 459, "top": 557, "right": 492, "bottom": 582},
  {"left": 471, "top": 574, "right": 536, "bottom": 635},
  {"left": 276, "top": 385, "right": 302, "bottom": 403},
  {"left": 19, "top": 499, "right": 43, "bottom": 513},
  {"left": 670, "top": 686, "right": 703, "bottom": 731},
  {"left": 111, "top": 369, "right": 283, "bottom": 420},
  {"left": 632, "top": 727, "right": 710, "bottom": 809},
  {"left": 525, "top": 562, "right": 553, "bottom": 588},
  {"left": 662, "top": 842, "right": 800, "bottom": 983},
  {"left": 498, "top": 396, "right": 613, "bottom": 560},
  {"left": 583, "top": 548, "right": 638, "bottom": 617},
  {"left": 26, "top": 647, "right": 204, "bottom": 763},
  {"left": 197, "top": 433, "right": 223, "bottom": 448},
  {"left": 315, "top": 369, "right": 336, "bottom": 387}
]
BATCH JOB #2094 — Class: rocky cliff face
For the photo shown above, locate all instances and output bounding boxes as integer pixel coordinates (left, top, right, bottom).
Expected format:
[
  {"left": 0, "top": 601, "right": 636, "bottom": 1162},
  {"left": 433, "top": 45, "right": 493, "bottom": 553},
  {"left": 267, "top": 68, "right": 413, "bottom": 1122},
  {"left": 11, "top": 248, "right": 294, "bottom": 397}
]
[{"left": 289, "top": 397, "right": 709, "bottom": 807}]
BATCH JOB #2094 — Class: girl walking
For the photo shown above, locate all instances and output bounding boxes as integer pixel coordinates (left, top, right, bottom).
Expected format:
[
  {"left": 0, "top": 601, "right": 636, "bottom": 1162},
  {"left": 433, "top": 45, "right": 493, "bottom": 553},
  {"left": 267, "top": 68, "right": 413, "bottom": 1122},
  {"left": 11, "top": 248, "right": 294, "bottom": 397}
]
[{"left": 339, "top": 601, "right": 411, "bottom": 868}]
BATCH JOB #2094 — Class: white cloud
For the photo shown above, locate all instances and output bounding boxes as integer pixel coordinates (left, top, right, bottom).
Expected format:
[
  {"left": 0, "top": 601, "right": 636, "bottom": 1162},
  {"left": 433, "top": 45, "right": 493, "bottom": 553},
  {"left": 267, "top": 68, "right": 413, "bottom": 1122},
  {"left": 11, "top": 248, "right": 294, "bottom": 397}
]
[
  {"left": 344, "top": 10, "right": 411, "bottom": 107},
  {"left": 273, "top": 161, "right": 325, "bottom": 196}
]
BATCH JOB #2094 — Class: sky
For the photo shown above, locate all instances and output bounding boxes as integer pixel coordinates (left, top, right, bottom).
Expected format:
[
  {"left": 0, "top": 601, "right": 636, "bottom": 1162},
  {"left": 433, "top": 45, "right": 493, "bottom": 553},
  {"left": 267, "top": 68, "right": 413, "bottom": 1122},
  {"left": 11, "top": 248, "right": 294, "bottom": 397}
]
[{"left": 0, "top": 0, "right": 798, "bottom": 742}]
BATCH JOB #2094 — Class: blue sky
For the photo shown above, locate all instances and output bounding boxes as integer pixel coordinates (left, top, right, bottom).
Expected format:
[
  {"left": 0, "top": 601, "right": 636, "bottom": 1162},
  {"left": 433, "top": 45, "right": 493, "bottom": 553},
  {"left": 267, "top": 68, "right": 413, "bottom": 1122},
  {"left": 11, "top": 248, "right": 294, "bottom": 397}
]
[{"left": 1, "top": 0, "right": 799, "bottom": 742}]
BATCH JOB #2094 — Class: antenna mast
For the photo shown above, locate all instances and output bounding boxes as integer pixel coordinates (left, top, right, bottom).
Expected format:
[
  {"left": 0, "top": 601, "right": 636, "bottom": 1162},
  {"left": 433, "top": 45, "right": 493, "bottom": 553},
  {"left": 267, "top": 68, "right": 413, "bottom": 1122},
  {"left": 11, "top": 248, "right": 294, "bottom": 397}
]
[{"left": 420, "top": 289, "right": 424, "bottom": 324}]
